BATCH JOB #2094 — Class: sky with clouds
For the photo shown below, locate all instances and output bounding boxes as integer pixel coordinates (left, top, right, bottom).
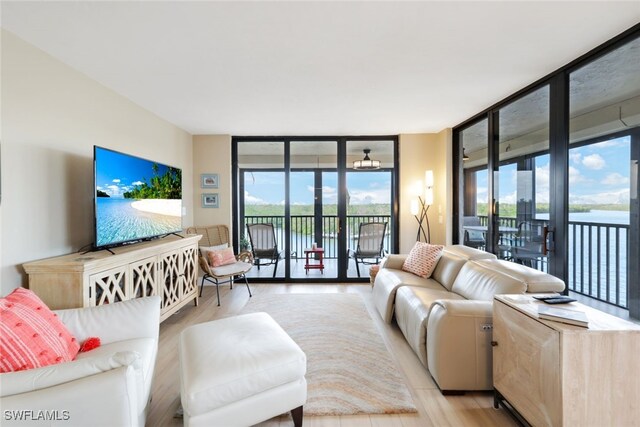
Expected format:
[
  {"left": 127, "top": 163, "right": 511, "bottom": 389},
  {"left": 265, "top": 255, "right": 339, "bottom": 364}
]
[
  {"left": 95, "top": 147, "right": 178, "bottom": 198},
  {"left": 243, "top": 171, "right": 392, "bottom": 206},
  {"left": 476, "top": 136, "right": 631, "bottom": 209}
]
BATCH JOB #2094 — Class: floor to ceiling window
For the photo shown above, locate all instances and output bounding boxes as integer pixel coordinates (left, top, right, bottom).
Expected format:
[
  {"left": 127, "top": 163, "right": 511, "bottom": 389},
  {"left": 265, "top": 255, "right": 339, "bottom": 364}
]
[
  {"left": 234, "top": 136, "right": 398, "bottom": 283},
  {"left": 454, "top": 24, "right": 640, "bottom": 319}
]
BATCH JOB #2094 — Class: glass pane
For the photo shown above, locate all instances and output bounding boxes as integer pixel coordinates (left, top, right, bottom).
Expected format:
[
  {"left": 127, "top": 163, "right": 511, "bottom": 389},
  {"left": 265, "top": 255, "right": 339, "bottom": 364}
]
[
  {"left": 568, "top": 36, "right": 638, "bottom": 308},
  {"left": 290, "top": 141, "right": 337, "bottom": 279},
  {"left": 239, "top": 141, "right": 285, "bottom": 279},
  {"left": 461, "top": 118, "right": 489, "bottom": 251},
  {"left": 346, "top": 140, "right": 394, "bottom": 279},
  {"left": 495, "top": 86, "right": 550, "bottom": 271}
]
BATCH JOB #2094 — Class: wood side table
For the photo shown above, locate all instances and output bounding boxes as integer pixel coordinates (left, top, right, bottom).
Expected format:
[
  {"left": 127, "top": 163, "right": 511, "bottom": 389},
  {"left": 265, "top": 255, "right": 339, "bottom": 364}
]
[{"left": 304, "top": 248, "right": 324, "bottom": 274}]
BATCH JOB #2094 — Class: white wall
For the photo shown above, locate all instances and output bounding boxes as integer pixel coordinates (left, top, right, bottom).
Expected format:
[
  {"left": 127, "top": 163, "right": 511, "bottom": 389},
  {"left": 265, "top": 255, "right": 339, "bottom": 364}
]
[
  {"left": 192, "top": 135, "right": 233, "bottom": 230},
  {"left": 398, "top": 132, "right": 450, "bottom": 253},
  {"left": 1, "top": 31, "right": 193, "bottom": 294}
]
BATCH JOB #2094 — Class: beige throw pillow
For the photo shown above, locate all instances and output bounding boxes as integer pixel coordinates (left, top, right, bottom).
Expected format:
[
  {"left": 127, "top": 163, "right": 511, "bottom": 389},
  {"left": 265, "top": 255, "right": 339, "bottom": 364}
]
[{"left": 402, "top": 242, "right": 444, "bottom": 278}]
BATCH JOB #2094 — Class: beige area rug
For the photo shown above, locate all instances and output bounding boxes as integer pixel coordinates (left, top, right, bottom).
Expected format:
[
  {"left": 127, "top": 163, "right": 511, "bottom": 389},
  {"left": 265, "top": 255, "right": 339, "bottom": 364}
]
[{"left": 239, "top": 293, "right": 417, "bottom": 416}]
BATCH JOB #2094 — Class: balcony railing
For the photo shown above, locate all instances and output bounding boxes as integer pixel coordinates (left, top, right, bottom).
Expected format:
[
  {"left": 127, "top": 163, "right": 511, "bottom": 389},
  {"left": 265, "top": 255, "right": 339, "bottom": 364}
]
[
  {"left": 243, "top": 215, "right": 391, "bottom": 260},
  {"left": 477, "top": 215, "right": 629, "bottom": 308}
]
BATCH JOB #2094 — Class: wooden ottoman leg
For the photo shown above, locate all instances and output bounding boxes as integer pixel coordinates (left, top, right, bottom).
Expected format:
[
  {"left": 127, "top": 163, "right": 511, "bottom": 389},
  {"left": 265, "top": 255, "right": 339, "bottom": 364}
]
[{"left": 291, "top": 405, "right": 303, "bottom": 427}]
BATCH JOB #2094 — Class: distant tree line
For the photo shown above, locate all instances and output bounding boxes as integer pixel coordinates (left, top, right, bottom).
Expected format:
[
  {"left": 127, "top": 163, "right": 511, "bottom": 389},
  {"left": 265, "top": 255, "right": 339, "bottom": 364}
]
[
  {"left": 97, "top": 190, "right": 110, "bottom": 198},
  {"left": 123, "top": 164, "right": 182, "bottom": 200}
]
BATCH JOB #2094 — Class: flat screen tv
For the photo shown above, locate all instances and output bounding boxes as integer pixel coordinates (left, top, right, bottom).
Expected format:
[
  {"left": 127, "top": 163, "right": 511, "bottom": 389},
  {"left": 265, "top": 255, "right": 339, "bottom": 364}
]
[{"left": 94, "top": 146, "right": 182, "bottom": 249}]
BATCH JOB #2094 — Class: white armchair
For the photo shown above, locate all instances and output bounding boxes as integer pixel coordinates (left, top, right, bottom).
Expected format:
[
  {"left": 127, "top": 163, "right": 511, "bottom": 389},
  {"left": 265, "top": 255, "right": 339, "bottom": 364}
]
[{"left": 0, "top": 296, "right": 160, "bottom": 427}]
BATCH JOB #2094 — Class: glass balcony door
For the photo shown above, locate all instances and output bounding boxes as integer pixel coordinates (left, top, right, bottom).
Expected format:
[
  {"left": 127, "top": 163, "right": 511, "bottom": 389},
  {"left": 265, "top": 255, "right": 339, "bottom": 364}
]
[{"left": 235, "top": 136, "right": 398, "bottom": 282}]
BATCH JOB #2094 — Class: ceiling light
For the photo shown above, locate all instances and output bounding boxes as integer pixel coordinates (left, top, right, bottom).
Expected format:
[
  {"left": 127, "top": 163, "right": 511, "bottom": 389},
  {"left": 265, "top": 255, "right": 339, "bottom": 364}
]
[
  {"left": 462, "top": 148, "right": 470, "bottom": 161},
  {"left": 353, "top": 149, "right": 381, "bottom": 170}
]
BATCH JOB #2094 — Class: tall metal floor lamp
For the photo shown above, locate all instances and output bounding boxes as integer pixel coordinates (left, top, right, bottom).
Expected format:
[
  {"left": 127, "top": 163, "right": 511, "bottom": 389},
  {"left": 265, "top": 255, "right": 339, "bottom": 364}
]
[{"left": 411, "top": 170, "right": 434, "bottom": 243}]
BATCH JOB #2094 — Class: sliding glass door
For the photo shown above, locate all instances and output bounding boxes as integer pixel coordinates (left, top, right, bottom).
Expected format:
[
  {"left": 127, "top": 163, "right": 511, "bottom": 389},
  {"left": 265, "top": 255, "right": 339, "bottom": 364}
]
[
  {"left": 455, "top": 27, "right": 640, "bottom": 318},
  {"left": 234, "top": 136, "right": 398, "bottom": 282}
]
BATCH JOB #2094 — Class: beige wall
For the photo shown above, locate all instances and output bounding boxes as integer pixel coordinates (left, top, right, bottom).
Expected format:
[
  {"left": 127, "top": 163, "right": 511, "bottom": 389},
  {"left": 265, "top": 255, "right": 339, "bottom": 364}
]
[
  {"left": 398, "top": 132, "right": 450, "bottom": 253},
  {"left": 192, "top": 135, "right": 233, "bottom": 231},
  {"left": 1, "top": 31, "right": 193, "bottom": 294}
]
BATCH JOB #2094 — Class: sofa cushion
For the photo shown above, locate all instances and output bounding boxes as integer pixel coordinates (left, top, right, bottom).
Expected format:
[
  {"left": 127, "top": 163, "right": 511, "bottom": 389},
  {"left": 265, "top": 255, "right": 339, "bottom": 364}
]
[
  {"left": 402, "top": 242, "right": 444, "bottom": 278},
  {"left": 395, "top": 286, "right": 464, "bottom": 366},
  {"left": 0, "top": 288, "right": 80, "bottom": 373},
  {"left": 373, "top": 268, "right": 444, "bottom": 323},
  {"left": 443, "top": 245, "right": 497, "bottom": 261},
  {"left": 76, "top": 337, "right": 157, "bottom": 411},
  {"left": 452, "top": 261, "right": 527, "bottom": 300},
  {"left": 476, "top": 259, "right": 565, "bottom": 293},
  {"left": 431, "top": 251, "right": 468, "bottom": 291}
]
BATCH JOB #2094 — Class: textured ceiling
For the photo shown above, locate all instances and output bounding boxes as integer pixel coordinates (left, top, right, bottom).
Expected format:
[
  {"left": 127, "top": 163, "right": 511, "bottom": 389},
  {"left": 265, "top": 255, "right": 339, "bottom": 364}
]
[{"left": 2, "top": 1, "right": 639, "bottom": 136}]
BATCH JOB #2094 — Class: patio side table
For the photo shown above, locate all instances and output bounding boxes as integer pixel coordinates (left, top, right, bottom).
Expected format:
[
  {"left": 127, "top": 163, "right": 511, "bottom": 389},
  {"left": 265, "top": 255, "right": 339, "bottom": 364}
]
[{"left": 304, "top": 248, "right": 324, "bottom": 274}]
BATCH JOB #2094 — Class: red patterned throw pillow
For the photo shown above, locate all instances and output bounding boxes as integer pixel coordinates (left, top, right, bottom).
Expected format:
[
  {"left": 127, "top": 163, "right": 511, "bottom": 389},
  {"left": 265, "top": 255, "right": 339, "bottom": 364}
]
[
  {"left": 207, "top": 247, "right": 237, "bottom": 267},
  {"left": 402, "top": 242, "right": 444, "bottom": 278},
  {"left": 0, "top": 288, "right": 80, "bottom": 373}
]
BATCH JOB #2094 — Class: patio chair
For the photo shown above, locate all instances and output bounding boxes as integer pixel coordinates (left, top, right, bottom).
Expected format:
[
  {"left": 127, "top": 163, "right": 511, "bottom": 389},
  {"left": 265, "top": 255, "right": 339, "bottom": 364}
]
[
  {"left": 511, "top": 221, "right": 547, "bottom": 270},
  {"left": 185, "top": 225, "right": 253, "bottom": 306},
  {"left": 463, "top": 216, "right": 486, "bottom": 250},
  {"left": 347, "top": 222, "right": 388, "bottom": 277},
  {"left": 246, "top": 223, "right": 283, "bottom": 278}
]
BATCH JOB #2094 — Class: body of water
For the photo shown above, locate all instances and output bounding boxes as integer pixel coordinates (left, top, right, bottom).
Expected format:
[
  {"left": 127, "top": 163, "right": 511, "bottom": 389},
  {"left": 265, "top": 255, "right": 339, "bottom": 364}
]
[{"left": 96, "top": 198, "right": 182, "bottom": 247}]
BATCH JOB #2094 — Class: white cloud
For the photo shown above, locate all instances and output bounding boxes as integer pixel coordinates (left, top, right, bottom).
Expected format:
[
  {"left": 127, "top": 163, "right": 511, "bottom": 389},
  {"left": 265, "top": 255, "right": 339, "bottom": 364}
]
[
  {"left": 570, "top": 152, "right": 582, "bottom": 164},
  {"left": 132, "top": 180, "right": 144, "bottom": 186},
  {"left": 535, "top": 164, "right": 550, "bottom": 203},
  {"left": 499, "top": 191, "right": 518, "bottom": 204},
  {"left": 348, "top": 188, "right": 390, "bottom": 205},
  {"left": 582, "top": 154, "right": 605, "bottom": 170},
  {"left": 107, "top": 184, "right": 121, "bottom": 196},
  {"left": 112, "top": 178, "right": 121, "bottom": 183},
  {"left": 569, "top": 166, "right": 586, "bottom": 184},
  {"left": 96, "top": 186, "right": 103, "bottom": 191},
  {"left": 601, "top": 173, "right": 629, "bottom": 186},
  {"left": 569, "top": 188, "right": 629, "bottom": 205},
  {"left": 244, "top": 190, "right": 267, "bottom": 205}
]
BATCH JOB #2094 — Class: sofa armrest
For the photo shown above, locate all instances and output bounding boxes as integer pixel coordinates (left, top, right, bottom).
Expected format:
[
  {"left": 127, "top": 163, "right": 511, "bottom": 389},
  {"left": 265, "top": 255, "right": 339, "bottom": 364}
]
[
  {"left": 1, "top": 365, "right": 139, "bottom": 427},
  {"left": 380, "top": 254, "right": 407, "bottom": 270},
  {"left": 426, "top": 299, "right": 494, "bottom": 391},
  {"left": 0, "top": 351, "right": 141, "bottom": 397},
  {"left": 55, "top": 296, "right": 161, "bottom": 345}
]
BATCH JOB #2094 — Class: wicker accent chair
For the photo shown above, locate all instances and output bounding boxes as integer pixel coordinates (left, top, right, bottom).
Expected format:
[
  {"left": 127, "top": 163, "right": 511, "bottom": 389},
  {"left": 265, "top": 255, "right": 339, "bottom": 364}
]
[{"left": 185, "top": 225, "right": 253, "bottom": 306}]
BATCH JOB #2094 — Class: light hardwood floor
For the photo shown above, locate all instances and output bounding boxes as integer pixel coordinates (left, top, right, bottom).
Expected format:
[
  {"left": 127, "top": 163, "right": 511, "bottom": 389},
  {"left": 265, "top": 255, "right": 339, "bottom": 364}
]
[{"left": 147, "top": 283, "right": 518, "bottom": 427}]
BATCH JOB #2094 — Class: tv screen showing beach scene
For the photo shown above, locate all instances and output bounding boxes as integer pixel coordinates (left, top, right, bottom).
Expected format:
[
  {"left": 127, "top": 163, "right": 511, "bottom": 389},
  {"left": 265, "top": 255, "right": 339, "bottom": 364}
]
[{"left": 94, "top": 146, "right": 182, "bottom": 248}]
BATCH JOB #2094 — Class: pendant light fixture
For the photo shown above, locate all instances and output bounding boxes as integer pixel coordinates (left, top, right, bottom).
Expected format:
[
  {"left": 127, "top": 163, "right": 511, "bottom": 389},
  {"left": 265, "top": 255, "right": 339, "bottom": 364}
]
[
  {"left": 462, "top": 147, "right": 470, "bottom": 161},
  {"left": 353, "top": 148, "right": 381, "bottom": 170}
]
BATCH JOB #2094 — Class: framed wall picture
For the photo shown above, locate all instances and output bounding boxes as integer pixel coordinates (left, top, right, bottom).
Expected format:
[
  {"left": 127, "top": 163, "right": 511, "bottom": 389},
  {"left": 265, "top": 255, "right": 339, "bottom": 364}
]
[
  {"left": 202, "top": 193, "right": 219, "bottom": 208},
  {"left": 201, "top": 173, "right": 219, "bottom": 188}
]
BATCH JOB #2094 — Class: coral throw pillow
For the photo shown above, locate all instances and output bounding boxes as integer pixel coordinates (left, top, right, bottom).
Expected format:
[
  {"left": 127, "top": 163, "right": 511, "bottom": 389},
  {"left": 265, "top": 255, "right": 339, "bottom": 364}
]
[
  {"left": 402, "top": 242, "right": 444, "bottom": 278},
  {"left": 207, "top": 247, "right": 237, "bottom": 267},
  {"left": 0, "top": 288, "right": 80, "bottom": 373}
]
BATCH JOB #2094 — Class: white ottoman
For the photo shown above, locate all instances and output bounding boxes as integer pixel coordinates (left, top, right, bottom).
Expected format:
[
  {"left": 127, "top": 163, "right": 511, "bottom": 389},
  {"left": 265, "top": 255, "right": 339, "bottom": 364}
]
[{"left": 179, "top": 312, "right": 307, "bottom": 427}]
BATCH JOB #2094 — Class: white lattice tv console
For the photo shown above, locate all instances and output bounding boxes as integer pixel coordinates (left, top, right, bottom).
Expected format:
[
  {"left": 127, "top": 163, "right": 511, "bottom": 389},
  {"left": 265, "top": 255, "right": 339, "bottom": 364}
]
[{"left": 23, "top": 234, "right": 201, "bottom": 323}]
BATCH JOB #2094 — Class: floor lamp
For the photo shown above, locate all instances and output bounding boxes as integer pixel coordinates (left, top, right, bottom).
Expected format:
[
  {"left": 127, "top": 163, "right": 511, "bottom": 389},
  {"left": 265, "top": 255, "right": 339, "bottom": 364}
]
[{"left": 410, "top": 171, "right": 434, "bottom": 243}]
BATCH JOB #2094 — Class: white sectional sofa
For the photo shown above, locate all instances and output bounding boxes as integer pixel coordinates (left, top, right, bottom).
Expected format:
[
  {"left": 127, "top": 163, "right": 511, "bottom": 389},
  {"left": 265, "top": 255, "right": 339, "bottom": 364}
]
[
  {"left": 0, "top": 296, "right": 160, "bottom": 427},
  {"left": 373, "top": 245, "right": 565, "bottom": 393}
]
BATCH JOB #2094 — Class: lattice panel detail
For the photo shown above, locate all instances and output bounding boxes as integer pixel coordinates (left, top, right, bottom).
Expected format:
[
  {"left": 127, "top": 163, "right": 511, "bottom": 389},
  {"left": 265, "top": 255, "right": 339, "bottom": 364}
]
[
  {"left": 180, "top": 246, "right": 198, "bottom": 297},
  {"left": 90, "top": 267, "right": 128, "bottom": 306},
  {"left": 131, "top": 257, "right": 158, "bottom": 298},
  {"left": 161, "top": 252, "right": 181, "bottom": 310}
]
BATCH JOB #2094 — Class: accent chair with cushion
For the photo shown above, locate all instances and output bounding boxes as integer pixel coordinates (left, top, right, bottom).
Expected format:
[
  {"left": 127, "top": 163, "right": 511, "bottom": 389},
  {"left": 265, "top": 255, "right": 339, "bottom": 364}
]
[
  {"left": 0, "top": 293, "right": 161, "bottom": 427},
  {"left": 186, "top": 225, "right": 253, "bottom": 306}
]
